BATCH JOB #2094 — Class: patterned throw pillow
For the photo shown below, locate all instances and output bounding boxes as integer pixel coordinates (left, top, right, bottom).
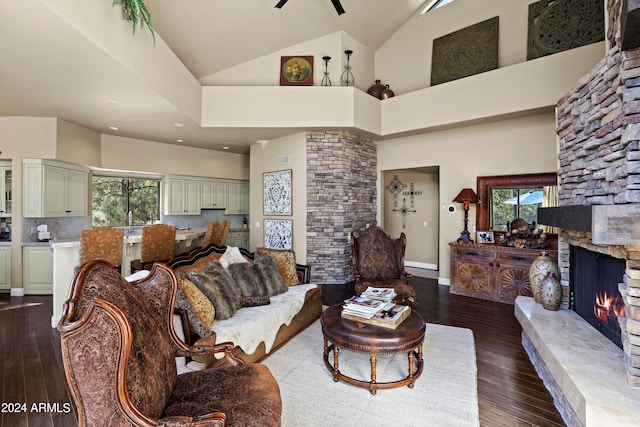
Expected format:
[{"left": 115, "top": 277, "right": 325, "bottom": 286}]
[
  {"left": 187, "top": 262, "right": 242, "bottom": 320},
  {"left": 255, "top": 248, "right": 301, "bottom": 286},
  {"left": 228, "top": 254, "right": 288, "bottom": 298},
  {"left": 175, "top": 277, "right": 215, "bottom": 337}
]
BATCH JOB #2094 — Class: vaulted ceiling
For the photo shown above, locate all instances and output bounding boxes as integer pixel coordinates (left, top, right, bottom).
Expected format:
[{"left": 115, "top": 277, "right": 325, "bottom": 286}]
[
  {"left": 149, "top": 0, "right": 427, "bottom": 80},
  {"left": 0, "top": 0, "right": 429, "bottom": 154}
]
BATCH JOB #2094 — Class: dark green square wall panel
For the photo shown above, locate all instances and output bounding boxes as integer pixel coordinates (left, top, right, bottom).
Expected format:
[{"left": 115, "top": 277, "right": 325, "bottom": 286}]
[
  {"left": 527, "top": 0, "right": 604, "bottom": 60},
  {"left": 431, "top": 16, "right": 499, "bottom": 86}
]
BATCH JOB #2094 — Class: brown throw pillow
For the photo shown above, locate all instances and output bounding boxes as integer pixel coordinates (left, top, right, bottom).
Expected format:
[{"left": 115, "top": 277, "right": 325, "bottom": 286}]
[
  {"left": 255, "top": 248, "right": 301, "bottom": 286},
  {"left": 187, "top": 262, "right": 242, "bottom": 320},
  {"left": 175, "top": 277, "right": 215, "bottom": 337},
  {"left": 228, "top": 254, "right": 288, "bottom": 298}
]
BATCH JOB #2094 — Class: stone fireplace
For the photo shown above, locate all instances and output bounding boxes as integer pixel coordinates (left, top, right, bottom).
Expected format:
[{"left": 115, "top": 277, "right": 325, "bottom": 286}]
[{"left": 515, "top": 1, "right": 640, "bottom": 425}]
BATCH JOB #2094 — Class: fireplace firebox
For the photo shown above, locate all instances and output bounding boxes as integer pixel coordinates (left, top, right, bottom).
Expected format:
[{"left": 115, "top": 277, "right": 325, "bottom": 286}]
[{"left": 570, "top": 245, "right": 626, "bottom": 349}]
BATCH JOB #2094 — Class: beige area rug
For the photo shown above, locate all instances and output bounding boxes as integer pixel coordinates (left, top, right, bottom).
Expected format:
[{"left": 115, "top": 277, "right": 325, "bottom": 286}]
[{"left": 262, "top": 319, "right": 479, "bottom": 427}]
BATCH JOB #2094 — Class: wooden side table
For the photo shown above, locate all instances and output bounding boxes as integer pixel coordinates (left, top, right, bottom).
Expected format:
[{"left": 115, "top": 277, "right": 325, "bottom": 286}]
[{"left": 320, "top": 304, "right": 426, "bottom": 394}]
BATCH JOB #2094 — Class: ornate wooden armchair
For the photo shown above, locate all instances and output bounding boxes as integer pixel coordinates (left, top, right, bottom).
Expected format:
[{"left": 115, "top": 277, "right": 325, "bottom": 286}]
[
  {"left": 57, "top": 260, "right": 282, "bottom": 426},
  {"left": 351, "top": 225, "right": 417, "bottom": 307}
]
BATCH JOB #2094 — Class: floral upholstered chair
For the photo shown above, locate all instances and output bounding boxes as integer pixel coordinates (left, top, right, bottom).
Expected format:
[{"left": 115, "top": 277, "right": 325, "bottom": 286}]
[
  {"left": 57, "top": 260, "right": 282, "bottom": 426},
  {"left": 351, "top": 225, "right": 417, "bottom": 307},
  {"left": 131, "top": 224, "right": 176, "bottom": 273}
]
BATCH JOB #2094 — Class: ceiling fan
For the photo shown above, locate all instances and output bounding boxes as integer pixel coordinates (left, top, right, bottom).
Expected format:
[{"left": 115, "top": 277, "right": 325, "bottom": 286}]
[{"left": 275, "top": 0, "right": 345, "bottom": 16}]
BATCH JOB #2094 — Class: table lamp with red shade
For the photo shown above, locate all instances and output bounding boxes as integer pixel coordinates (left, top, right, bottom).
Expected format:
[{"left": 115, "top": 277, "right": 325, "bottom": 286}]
[{"left": 453, "top": 188, "right": 479, "bottom": 243}]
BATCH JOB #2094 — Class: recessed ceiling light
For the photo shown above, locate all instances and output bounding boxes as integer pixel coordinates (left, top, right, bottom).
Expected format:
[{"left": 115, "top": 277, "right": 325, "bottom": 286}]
[
  {"left": 223, "top": 146, "right": 230, "bottom": 150},
  {"left": 173, "top": 123, "right": 184, "bottom": 128},
  {"left": 105, "top": 99, "right": 119, "bottom": 105},
  {"left": 176, "top": 139, "right": 184, "bottom": 143},
  {"left": 109, "top": 126, "right": 119, "bottom": 131}
]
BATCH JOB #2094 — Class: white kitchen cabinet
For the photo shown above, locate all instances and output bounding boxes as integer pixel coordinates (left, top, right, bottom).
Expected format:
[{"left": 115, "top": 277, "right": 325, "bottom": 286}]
[
  {"left": 227, "top": 231, "right": 249, "bottom": 249},
  {"left": 201, "top": 179, "right": 227, "bottom": 209},
  {"left": 23, "top": 159, "right": 89, "bottom": 218},
  {"left": 164, "top": 177, "right": 201, "bottom": 215},
  {"left": 23, "top": 246, "right": 53, "bottom": 294},
  {"left": 0, "top": 162, "right": 11, "bottom": 216},
  {"left": 226, "top": 181, "right": 250, "bottom": 214},
  {"left": 0, "top": 247, "right": 10, "bottom": 291}
]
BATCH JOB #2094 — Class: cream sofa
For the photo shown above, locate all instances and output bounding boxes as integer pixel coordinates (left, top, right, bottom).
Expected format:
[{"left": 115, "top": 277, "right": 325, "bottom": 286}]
[{"left": 166, "top": 244, "right": 322, "bottom": 367}]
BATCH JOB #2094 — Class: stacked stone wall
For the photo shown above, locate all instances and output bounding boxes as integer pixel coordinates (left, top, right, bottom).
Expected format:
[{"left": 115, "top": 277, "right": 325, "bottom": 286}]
[
  {"left": 306, "top": 131, "right": 377, "bottom": 284},
  {"left": 555, "top": 0, "right": 640, "bottom": 385},
  {"left": 555, "top": 0, "right": 639, "bottom": 207}
]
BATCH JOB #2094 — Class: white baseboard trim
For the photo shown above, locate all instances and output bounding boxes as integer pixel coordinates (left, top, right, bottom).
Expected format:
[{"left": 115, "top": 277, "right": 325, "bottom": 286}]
[
  {"left": 10, "top": 288, "right": 24, "bottom": 297},
  {"left": 438, "top": 278, "right": 451, "bottom": 286},
  {"left": 51, "top": 315, "right": 61, "bottom": 329},
  {"left": 405, "top": 261, "right": 438, "bottom": 270}
]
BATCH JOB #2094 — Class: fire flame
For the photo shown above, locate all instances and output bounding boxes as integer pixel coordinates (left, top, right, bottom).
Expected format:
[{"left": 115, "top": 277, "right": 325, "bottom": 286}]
[{"left": 593, "top": 291, "right": 625, "bottom": 325}]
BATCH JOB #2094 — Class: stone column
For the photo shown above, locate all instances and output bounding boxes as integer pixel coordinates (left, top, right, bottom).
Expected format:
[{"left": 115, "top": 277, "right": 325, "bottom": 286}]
[{"left": 306, "top": 131, "right": 377, "bottom": 284}]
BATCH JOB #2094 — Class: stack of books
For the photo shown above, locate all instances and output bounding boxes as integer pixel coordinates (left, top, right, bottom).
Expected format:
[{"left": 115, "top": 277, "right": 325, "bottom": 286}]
[{"left": 341, "top": 287, "right": 410, "bottom": 329}]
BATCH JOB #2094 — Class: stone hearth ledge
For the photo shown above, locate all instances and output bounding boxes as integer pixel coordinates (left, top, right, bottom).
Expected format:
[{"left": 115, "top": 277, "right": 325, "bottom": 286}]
[{"left": 515, "top": 296, "right": 640, "bottom": 427}]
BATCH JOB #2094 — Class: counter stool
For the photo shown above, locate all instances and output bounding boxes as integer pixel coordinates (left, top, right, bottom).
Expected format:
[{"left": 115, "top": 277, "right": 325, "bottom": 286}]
[
  {"left": 130, "top": 224, "right": 176, "bottom": 273},
  {"left": 212, "top": 219, "right": 231, "bottom": 246},
  {"left": 79, "top": 228, "right": 124, "bottom": 272},
  {"left": 202, "top": 221, "right": 220, "bottom": 247}
]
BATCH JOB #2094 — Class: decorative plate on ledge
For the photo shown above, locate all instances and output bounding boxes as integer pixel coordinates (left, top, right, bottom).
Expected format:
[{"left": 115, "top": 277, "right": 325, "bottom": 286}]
[{"left": 280, "top": 56, "right": 313, "bottom": 86}]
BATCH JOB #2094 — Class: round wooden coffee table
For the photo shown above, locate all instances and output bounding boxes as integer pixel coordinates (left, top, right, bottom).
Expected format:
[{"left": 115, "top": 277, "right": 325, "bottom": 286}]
[{"left": 320, "top": 303, "right": 426, "bottom": 394}]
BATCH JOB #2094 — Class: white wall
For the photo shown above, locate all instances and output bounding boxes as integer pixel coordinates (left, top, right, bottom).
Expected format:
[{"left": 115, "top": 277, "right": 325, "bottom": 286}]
[
  {"left": 377, "top": 0, "right": 557, "bottom": 95},
  {"left": 56, "top": 119, "right": 101, "bottom": 167},
  {"left": 200, "top": 31, "right": 375, "bottom": 93},
  {"left": 377, "top": 111, "right": 558, "bottom": 282},
  {"left": 0, "top": 117, "right": 58, "bottom": 289},
  {"left": 249, "top": 133, "right": 307, "bottom": 263},
  {"left": 383, "top": 169, "right": 439, "bottom": 268},
  {"left": 100, "top": 134, "right": 249, "bottom": 180}
]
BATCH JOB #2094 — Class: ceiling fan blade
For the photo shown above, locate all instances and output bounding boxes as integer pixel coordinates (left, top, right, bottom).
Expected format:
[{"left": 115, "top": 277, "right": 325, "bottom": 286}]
[
  {"left": 274, "top": 0, "right": 288, "bottom": 9},
  {"left": 275, "top": 0, "right": 344, "bottom": 15},
  {"left": 331, "top": 0, "right": 345, "bottom": 15}
]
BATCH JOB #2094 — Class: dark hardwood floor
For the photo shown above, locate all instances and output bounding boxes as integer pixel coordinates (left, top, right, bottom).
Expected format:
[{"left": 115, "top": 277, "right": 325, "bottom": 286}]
[{"left": 0, "top": 277, "right": 565, "bottom": 426}]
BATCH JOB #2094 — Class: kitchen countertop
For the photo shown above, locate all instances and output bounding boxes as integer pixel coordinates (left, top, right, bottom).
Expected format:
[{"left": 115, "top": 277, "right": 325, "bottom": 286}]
[
  {"left": 49, "top": 227, "right": 207, "bottom": 249},
  {"left": 22, "top": 241, "right": 50, "bottom": 247},
  {"left": 1, "top": 241, "right": 51, "bottom": 247}
]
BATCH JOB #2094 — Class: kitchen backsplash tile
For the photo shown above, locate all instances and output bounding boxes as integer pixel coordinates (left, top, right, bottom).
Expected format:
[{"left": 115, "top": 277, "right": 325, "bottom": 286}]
[
  {"left": 22, "top": 216, "right": 91, "bottom": 242},
  {"left": 21, "top": 211, "right": 245, "bottom": 242}
]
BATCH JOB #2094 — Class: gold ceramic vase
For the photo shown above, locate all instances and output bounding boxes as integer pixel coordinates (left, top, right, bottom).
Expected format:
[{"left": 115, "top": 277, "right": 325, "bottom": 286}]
[
  {"left": 540, "top": 272, "right": 562, "bottom": 311},
  {"left": 529, "top": 251, "right": 559, "bottom": 303}
]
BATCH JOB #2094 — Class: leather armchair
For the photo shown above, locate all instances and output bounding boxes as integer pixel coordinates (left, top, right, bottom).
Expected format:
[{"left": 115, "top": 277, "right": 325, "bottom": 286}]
[
  {"left": 351, "top": 225, "right": 417, "bottom": 307},
  {"left": 57, "top": 260, "right": 282, "bottom": 426}
]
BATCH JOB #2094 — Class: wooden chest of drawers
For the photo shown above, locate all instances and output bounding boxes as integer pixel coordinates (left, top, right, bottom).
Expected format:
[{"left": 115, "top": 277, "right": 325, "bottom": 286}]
[{"left": 449, "top": 242, "right": 558, "bottom": 304}]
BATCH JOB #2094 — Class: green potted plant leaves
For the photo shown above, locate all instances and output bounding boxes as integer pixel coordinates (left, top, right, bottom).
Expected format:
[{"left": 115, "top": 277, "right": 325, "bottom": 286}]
[{"left": 113, "top": 0, "right": 155, "bottom": 43}]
